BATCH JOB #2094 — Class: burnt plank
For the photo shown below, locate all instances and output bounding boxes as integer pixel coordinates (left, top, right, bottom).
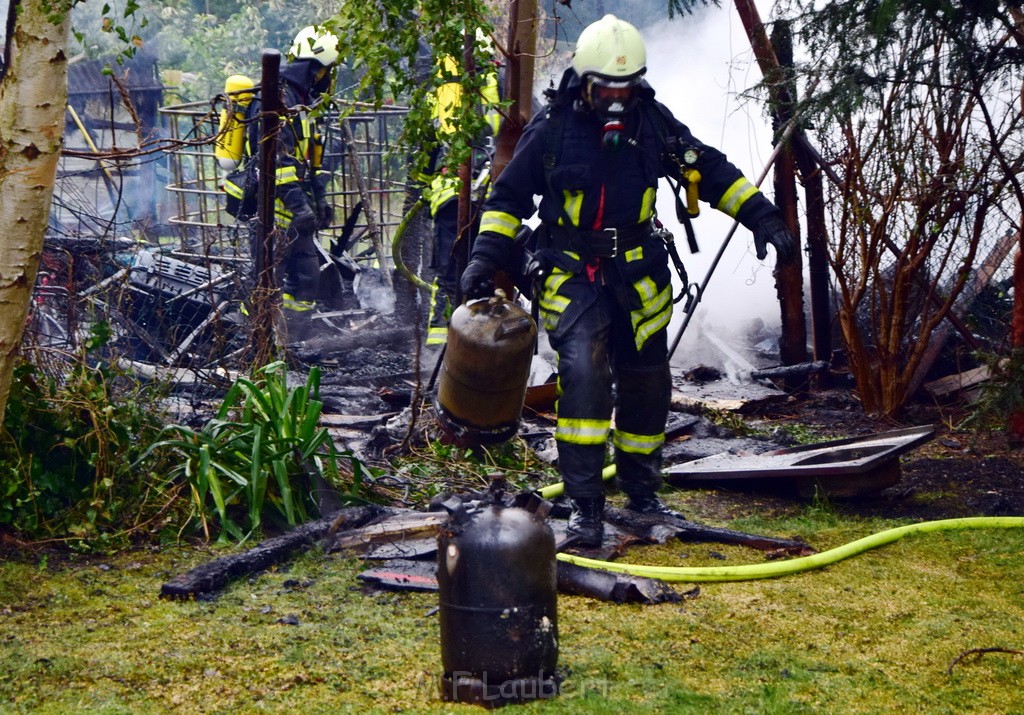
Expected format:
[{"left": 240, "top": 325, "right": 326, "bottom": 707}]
[
  {"left": 556, "top": 562, "right": 682, "bottom": 604},
  {"left": 159, "top": 505, "right": 383, "bottom": 599},
  {"left": 603, "top": 506, "right": 814, "bottom": 555}
]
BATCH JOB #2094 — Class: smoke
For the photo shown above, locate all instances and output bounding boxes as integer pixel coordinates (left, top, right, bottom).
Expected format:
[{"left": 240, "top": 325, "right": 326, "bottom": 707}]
[
  {"left": 353, "top": 268, "right": 396, "bottom": 315},
  {"left": 639, "top": 4, "right": 787, "bottom": 370}
]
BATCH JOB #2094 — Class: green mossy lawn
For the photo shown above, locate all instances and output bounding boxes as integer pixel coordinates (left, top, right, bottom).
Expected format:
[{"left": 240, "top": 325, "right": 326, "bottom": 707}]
[{"left": 2, "top": 504, "right": 1023, "bottom": 713}]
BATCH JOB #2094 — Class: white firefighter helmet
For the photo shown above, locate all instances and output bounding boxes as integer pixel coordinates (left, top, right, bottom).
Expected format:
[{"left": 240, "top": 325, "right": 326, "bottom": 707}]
[
  {"left": 571, "top": 14, "right": 646, "bottom": 82},
  {"left": 288, "top": 25, "right": 340, "bottom": 67},
  {"left": 474, "top": 27, "right": 504, "bottom": 68},
  {"left": 475, "top": 28, "right": 494, "bottom": 56}
]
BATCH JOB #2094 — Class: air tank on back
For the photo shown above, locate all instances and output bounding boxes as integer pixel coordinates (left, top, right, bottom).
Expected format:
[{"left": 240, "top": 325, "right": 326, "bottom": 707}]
[
  {"left": 214, "top": 74, "right": 256, "bottom": 172},
  {"left": 436, "top": 292, "right": 537, "bottom": 447}
]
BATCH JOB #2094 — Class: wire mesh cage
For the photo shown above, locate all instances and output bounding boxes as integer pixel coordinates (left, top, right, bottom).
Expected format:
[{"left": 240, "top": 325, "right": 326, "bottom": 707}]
[
  {"left": 29, "top": 91, "right": 414, "bottom": 373},
  {"left": 158, "top": 98, "right": 413, "bottom": 263}
]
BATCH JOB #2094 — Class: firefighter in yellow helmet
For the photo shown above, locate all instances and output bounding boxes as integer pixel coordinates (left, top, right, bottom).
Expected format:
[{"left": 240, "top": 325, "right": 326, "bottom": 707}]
[
  {"left": 241, "top": 25, "right": 340, "bottom": 342},
  {"left": 422, "top": 29, "right": 503, "bottom": 346},
  {"left": 460, "top": 15, "right": 797, "bottom": 547}
]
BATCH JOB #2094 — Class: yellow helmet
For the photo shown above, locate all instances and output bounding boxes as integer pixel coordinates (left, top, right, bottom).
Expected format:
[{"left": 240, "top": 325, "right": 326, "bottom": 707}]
[
  {"left": 288, "top": 25, "right": 340, "bottom": 67},
  {"left": 572, "top": 15, "right": 646, "bottom": 118}
]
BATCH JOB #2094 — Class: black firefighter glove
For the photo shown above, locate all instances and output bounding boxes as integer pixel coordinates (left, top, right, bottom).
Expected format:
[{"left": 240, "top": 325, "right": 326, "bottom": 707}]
[
  {"left": 289, "top": 202, "right": 318, "bottom": 236},
  {"left": 461, "top": 256, "right": 498, "bottom": 300},
  {"left": 753, "top": 213, "right": 798, "bottom": 264},
  {"left": 312, "top": 175, "right": 335, "bottom": 230},
  {"left": 281, "top": 183, "right": 318, "bottom": 236},
  {"left": 460, "top": 231, "right": 512, "bottom": 300},
  {"left": 315, "top": 201, "right": 335, "bottom": 230}
]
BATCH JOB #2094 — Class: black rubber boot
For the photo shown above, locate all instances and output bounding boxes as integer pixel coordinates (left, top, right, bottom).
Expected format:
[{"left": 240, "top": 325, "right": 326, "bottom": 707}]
[
  {"left": 567, "top": 496, "right": 605, "bottom": 548},
  {"left": 624, "top": 493, "right": 685, "bottom": 521},
  {"left": 282, "top": 309, "right": 314, "bottom": 344}
]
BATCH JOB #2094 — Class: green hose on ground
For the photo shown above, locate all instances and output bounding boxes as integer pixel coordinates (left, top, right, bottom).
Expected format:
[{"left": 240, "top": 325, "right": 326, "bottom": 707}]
[{"left": 538, "top": 465, "right": 1024, "bottom": 582}]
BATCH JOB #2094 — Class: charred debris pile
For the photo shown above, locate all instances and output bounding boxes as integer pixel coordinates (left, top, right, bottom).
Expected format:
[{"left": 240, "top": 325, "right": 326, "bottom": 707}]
[{"left": 155, "top": 298, "right": 943, "bottom": 605}]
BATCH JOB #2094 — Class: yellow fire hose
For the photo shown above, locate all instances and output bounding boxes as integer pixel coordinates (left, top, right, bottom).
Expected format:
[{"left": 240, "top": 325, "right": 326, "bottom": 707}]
[
  {"left": 391, "top": 199, "right": 433, "bottom": 290},
  {"left": 539, "top": 466, "right": 1024, "bottom": 582}
]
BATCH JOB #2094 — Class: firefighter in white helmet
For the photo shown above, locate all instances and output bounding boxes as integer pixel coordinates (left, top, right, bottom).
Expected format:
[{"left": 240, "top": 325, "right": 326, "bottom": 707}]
[
  {"left": 461, "top": 15, "right": 797, "bottom": 547},
  {"left": 239, "top": 25, "right": 340, "bottom": 341}
]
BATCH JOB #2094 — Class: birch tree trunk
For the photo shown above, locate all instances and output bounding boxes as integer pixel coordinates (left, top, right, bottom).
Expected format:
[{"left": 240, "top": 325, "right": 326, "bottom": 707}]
[{"left": 0, "top": 2, "right": 70, "bottom": 423}]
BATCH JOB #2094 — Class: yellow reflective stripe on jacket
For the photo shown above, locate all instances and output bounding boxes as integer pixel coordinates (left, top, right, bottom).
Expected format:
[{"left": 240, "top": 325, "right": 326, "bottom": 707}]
[
  {"left": 561, "top": 190, "right": 583, "bottom": 227},
  {"left": 276, "top": 165, "right": 300, "bottom": 185},
  {"left": 639, "top": 187, "right": 657, "bottom": 222},
  {"left": 274, "top": 202, "right": 293, "bottom": 222},
  {"left": 479, "top": 210, "right": 520, "bottom": 238},
  {"left": 427, "top": 173, "right": 459, "bottom": 216},
  {"left": 294, "top": 113, "right": 312, "bottom": 161},
  {"left": 631, "top": 276, "right": 673, "bottom": 351},
  {"left": 555, "top": 417, "right": 611, "bottom": 445},
  {"left": 224, "top": 180, "right": 245, "bottom": 200},
  {"left": 613, "top": 429, "right": 665, "bottom": 455},
  {"left": 482, "top": 73, "right": 501, "bottom": 135},
  {"left": 716, "top": 177, "right": 758, "bottom": 218},
  {"left": 485, "top": 108, "right": 501, "bottom": 136}
]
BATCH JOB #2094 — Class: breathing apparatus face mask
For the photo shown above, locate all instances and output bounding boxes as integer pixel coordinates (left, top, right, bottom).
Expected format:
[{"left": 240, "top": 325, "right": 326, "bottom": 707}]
[
  {"left": 585, "top": 74, "right": 642, "bottom": 151},
  {"left": 311, "top": 64, "right": 334, "bottom": 98}
]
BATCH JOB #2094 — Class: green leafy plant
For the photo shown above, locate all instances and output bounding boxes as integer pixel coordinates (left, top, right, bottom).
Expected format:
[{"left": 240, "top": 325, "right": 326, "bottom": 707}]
[
  {"left": 390, "top": 436, "right": 558, "bottom": 507},
  {"left": 142, "top": 361, "right": 369, "bottom": 543},
  {"left": 0, "top": 323, "right": 172, "bottom": 547},
  {"left": 700, "top": 405, "right": 756, "bottom": 436}
]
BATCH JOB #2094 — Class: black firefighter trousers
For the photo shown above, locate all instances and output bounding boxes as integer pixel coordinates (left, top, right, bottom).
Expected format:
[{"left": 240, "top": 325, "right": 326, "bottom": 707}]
[{"left": 549, "top": 282, "right": 671, "bottom": 502}]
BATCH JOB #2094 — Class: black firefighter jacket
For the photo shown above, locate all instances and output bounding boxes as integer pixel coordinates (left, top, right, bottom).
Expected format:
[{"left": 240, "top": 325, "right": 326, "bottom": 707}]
[{"left": 476, "top": 69, "right": 779, "bottom": 352}]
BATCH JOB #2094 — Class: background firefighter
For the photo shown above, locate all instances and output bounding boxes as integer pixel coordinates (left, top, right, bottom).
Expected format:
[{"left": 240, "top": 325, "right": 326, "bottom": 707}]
[
  {"left": 460, "top": 14, "right": 797, "bottom": 547},
  {"left": 422, "top": 32, "right": 503, "bottom": 346},
  {"left": 241, "top": 25, "right": 340, "bottom": 342}
]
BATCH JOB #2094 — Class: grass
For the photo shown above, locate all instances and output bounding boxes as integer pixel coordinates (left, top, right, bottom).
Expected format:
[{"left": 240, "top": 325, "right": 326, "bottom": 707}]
[{"left": 1, "top": 503, "right": 1023, "bottom": 713}]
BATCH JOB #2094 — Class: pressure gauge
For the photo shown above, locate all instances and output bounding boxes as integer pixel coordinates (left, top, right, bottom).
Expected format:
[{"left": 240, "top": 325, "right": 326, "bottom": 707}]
[{"left": 683, "top": 148, "right": 699, "bottom": 165}]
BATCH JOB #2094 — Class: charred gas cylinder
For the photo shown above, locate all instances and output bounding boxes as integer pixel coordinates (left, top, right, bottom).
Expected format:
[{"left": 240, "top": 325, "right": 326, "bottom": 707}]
[
  {"left": 436, "top": 292, "right": 537, "bottom": 447},
  {"left": 438, "top": 479, "right": 559, "bottom": 707}
]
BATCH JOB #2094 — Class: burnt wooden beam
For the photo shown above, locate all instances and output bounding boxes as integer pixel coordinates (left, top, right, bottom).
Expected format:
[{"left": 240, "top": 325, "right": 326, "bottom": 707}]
[
  {"left": 603, "top": 506, "right": 814, "bottom": 556},
  {"left": 751, "top": 360, "right": 830, "bottom": 381},
  {"left": 159, "top": 505, "right": 383, "bottom": 599},
  {"left": 556, "top": 562, "right": 685, "bottom": 604}
]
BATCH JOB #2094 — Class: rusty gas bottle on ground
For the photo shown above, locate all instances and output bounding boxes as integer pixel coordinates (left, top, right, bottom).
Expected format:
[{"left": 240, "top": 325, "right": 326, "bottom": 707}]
[
  {"left": 436, "top": 292, "right": 537, "bottom": 447},
  {"left": 437, "top": 479, "right": 559, "bottom": 707}
]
